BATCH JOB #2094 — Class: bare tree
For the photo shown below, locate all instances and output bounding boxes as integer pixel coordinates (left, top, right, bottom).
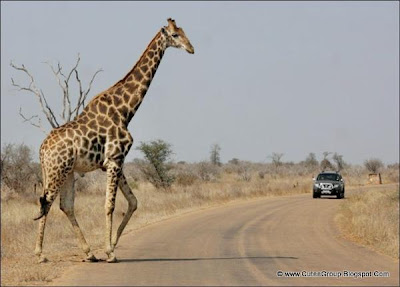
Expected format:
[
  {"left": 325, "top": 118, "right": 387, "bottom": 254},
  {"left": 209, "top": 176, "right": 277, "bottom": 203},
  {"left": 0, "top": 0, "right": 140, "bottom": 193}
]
[
  {"left": 10, "top": 54, "right": 102, "bottom": 132},
  {"left": 210, "top": 143, "right": 222, "bottom": 166},
  {"left": 322, "top": 151, "right": 332, "bottom": 160},
  {"left": 269, "top": 152, "right": 284, "bottom": 169},
  {"left": 364, "top": 158, "right": 384, "bottom": 174},
  {"left": 304, "top": 152, "right": 319, "bottom": 168},
  {"left": 332, "top": 152, "right": 346, "bottom": 171}
]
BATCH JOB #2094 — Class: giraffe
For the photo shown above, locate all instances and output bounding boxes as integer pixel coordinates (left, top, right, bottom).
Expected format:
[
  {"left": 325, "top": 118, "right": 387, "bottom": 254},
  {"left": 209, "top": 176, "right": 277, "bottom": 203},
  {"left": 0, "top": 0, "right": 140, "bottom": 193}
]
[{"left": 34, "top": 18, "right": 194, "bottom": 263}]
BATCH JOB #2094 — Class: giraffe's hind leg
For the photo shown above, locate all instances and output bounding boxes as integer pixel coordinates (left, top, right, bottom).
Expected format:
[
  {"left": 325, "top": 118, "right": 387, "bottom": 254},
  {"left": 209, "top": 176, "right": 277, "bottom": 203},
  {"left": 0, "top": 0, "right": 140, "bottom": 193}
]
[
  {"left": 35, "top": 215, "right": 51, "bottom": 263},
  {"left": 112, "top": 173, "right": 138, "bottom": 249},
  {"left": 60, "top": 173, "right": 98, "bottom": 262},
  {"left": 34, "top": 184, "right": 61, "bottom": 263}
]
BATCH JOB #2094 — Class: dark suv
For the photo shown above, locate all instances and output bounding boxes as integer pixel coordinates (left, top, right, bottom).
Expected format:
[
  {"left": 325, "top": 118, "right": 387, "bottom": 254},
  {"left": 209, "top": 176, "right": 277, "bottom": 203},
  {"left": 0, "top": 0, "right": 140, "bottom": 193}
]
[{"left": 313, "top": 171, "right": 345, "bottom": 199}]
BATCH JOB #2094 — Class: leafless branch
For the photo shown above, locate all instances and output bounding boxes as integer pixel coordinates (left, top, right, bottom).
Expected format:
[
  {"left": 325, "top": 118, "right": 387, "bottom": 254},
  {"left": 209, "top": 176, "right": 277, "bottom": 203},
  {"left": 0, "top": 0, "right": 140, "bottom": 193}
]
[
  {"left": 74, "top": 69, "right": 84, "bottom": 117},
  {"left": 64, "top": 55, "right": 81, "bottom": 122},
  {"left": 40, "top": 88, "right": 60, "bottom": 127},
  {"left": 85, "top": 69, "right": 103, "bottom": 98},
  {"left": 10, "top": 61, "right": 59, "bottom": 129},
  {"left": 11, "top": 55, "right": 102, "bottom": 131},
  {"left": 18, "top": 107, "right": 47, "bottom": 134},
  {"left": 44, "top": 56, "right": 80, "bottom": 122},
  {"left": 44, "top": 60, "right": 67, "bottom": 121},
  {"left": 72, "top": 67, "right": 103, "bottom": 118}
]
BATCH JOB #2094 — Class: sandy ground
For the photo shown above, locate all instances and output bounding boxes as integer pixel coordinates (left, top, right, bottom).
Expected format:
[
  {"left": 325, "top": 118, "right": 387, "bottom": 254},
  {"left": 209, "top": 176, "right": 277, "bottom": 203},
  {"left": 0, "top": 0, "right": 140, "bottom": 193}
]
[{"left": 52, "top": 189, "right": 399, "bottom": 286}]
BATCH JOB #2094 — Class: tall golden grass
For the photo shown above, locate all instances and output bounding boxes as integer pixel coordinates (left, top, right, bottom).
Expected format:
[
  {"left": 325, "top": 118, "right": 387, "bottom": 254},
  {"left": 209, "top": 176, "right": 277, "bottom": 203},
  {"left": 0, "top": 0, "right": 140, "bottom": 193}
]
[{"left": 335, "top": 184, "right": 399, "bottom": 259}]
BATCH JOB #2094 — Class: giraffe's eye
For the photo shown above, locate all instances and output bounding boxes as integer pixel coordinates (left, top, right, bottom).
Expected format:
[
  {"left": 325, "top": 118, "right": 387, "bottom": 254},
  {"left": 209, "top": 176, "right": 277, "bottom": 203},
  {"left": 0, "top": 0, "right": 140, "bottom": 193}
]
[{"left": 172, "top": 33, "right": 179, "bottom": 38}]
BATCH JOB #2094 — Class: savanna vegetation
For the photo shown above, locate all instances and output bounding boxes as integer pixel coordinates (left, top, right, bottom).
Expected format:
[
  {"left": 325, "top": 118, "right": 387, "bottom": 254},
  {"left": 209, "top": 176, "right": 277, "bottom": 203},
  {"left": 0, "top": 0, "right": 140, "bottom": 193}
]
[
  {"left": 336, "top": 185, "right": 399, "bottom": 259},
  {"left": 1, "top": 141, "right": 399, "bottom": 285}
]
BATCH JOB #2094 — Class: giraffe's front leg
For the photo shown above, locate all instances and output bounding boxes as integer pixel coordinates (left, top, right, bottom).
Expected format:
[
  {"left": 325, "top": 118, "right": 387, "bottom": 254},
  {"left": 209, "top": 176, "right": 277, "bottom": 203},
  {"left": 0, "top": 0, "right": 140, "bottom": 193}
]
[{"left": 104, "top": 160, "right": 121, "bottom": 263}]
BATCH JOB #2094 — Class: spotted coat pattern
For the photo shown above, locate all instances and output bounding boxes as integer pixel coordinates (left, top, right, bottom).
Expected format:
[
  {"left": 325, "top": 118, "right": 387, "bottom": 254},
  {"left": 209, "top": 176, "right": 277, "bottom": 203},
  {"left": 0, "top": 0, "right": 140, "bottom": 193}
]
[{"left": 34, "top": 18, "right": 194, "bottom": 263}]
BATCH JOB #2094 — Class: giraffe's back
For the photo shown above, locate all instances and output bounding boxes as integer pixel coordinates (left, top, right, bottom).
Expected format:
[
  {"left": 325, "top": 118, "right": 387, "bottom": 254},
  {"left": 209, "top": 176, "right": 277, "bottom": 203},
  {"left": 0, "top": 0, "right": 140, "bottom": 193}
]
[{"left": 40, "top": 120, "right": 106, "bottom": 176}]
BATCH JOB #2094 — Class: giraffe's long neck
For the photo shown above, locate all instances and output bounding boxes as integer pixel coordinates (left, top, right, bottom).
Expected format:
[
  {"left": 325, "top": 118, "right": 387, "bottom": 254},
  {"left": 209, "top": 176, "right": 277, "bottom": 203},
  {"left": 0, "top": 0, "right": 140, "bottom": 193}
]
[{"left": 107, "top": 31, "right": 167, "bottom": 126}]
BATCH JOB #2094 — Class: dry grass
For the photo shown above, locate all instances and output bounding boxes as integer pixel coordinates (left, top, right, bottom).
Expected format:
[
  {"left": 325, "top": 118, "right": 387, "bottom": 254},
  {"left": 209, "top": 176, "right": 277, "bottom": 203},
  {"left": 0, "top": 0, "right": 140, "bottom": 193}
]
[
  {"left": 1, "top": 171, "right": 310, "bottom": 286},
  {"left": 1, "top": 168, "right": 398, "bottom": 286},
  {"left": 335, "top": 184, "right": 399, "bottom": 259}
]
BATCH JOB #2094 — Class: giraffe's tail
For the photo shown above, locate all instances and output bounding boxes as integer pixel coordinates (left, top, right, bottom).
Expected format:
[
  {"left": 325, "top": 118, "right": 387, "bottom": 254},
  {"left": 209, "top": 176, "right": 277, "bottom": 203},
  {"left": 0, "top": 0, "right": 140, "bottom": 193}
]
[
  {"left": 33, "top": 195, "right": 48, "bottom": 221},
  {"left": 33, "top": 153, "right": 50, "bottom": 223},
  {"left": 33, "top": 161, "right": 49, "bottom": 221}
]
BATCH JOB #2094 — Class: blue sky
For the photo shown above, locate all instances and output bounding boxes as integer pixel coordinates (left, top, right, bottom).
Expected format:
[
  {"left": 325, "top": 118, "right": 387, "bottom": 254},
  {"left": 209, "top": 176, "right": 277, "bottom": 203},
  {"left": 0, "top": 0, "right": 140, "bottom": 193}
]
[{"left": 1, "top": 1, "right": 399, "bottom": 164}]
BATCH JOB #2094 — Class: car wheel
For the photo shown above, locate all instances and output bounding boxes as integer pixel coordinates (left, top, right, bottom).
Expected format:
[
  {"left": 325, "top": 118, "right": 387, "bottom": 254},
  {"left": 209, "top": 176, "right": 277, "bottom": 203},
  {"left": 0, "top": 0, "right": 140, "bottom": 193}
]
[
  {"left": 313, "top": 191, "right": 320, "bottom": 198},
  {"left": 336, "top": 192, "right": 342, "bottom": 199}
]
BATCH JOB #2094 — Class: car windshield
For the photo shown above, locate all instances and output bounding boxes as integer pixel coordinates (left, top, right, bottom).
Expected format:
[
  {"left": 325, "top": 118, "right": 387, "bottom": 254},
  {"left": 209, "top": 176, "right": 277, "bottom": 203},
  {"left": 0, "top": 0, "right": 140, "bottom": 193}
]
[{"left": 317, "top": 173, "right": 340, "bottom": 181}]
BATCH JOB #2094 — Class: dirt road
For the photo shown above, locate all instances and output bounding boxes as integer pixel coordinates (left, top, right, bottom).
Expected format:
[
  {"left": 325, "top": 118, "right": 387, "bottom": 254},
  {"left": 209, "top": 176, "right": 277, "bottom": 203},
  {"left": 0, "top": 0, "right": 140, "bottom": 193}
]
[{"left": 52, "top": 191, "right": 399, "bottom": 286}]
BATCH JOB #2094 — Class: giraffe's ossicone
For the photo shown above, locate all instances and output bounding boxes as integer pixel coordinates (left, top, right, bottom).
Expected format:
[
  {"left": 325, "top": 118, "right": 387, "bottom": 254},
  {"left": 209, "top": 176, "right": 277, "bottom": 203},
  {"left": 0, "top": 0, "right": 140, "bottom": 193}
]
[{"left": 34, "top": 18, "right": 194, "bottom": 263}]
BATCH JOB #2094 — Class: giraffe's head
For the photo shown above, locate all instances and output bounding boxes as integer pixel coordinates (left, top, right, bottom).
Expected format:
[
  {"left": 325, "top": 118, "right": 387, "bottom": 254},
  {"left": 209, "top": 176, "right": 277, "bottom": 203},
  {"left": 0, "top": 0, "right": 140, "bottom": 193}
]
[{"left": 161, "top": 18, "right": 195, "bottom": 54}]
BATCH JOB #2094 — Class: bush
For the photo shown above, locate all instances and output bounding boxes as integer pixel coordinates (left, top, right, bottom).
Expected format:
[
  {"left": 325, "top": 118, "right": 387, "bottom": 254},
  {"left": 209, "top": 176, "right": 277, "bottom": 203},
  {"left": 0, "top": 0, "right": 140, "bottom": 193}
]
[
  {"left": 136, "top": 139, "right": 175, "bottom": 189},
  {"left": 74, "top": 170, "right": 106, "bottom": 194},
  {"left": 194, "top": 161, "right": 221, "bottom": 182},
  {"left": 237, "top": 165, "right": 252, "bottom": 181},
  {"left": 174, "top": 172, "right": 198, "bottom": 186},
  {"left": 124, "top": 160, "right": 146, "bottom": 182},
  {"left": 385, "top": 163, "right": 399, "bottom": 183},
  {"left": 224, "top": 160, "right": 253, "bottom": 181},
  {"left": 1, "top": 143, "right": 41, "bottom": 194}
]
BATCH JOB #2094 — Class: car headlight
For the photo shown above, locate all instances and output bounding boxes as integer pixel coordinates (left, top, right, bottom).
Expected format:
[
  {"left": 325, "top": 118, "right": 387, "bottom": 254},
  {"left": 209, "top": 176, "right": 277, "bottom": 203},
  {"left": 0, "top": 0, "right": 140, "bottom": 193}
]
[
  {"left": 333, "top": 184, "right": 339, "bottom": 188},
  {"left": 314, "top": 183, "right": 320, "bottom": 188}
]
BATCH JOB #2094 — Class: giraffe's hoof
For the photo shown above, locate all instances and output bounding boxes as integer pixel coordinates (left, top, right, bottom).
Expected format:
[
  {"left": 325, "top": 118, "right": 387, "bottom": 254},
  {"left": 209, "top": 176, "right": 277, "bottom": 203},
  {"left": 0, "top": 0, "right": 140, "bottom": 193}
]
[
  {"left": 84, "top": 254, "right": 99, "bottom": 262},
  {"left": 106, "top": 254, "right": 118, "bottom": 263},
  {"left": 38, "top": 256, "right": 48, "bottom": 263}
]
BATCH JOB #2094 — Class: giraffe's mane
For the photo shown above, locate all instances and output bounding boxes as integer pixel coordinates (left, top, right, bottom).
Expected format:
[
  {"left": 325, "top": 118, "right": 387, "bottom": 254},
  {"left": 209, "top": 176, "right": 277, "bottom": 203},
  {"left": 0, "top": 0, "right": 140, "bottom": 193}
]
[{"left": 111, "top": 30, "right": 162, "bottom": 89}]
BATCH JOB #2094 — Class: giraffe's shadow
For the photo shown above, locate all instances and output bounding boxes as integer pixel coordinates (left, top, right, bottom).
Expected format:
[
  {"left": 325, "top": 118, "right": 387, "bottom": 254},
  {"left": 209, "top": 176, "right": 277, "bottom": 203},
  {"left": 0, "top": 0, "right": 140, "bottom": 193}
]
[{"left": 118, "top": 256, "right": 298, "bottom": 263}]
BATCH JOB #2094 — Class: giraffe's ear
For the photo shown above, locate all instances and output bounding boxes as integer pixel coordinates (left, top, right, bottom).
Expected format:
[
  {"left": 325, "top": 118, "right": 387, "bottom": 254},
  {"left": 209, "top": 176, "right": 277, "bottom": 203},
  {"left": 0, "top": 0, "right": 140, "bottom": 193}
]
[{"left": 161, "top": 27, "right": 167, "bottom": 36}]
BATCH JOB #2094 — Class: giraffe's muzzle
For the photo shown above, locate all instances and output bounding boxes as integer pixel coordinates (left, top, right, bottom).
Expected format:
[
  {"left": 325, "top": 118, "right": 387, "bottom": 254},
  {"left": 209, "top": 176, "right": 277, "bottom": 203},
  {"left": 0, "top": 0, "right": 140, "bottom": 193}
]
[{"left": 186, "top": 46, "right": 195, "bottom": 54}]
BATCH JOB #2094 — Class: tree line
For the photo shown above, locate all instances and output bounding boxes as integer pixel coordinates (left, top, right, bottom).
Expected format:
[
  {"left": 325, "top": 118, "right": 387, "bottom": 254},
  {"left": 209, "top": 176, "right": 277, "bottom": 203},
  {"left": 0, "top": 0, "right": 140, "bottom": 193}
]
[{"left": 1, "top": 140, "right": 395, "bottom": 194}]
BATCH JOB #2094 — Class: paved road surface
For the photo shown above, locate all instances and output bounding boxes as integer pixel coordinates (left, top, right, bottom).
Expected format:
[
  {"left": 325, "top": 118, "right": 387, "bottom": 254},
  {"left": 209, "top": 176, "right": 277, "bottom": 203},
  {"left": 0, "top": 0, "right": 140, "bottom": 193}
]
[{"left": 52, "top": 190, "right": 399, "bottom": 286}]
